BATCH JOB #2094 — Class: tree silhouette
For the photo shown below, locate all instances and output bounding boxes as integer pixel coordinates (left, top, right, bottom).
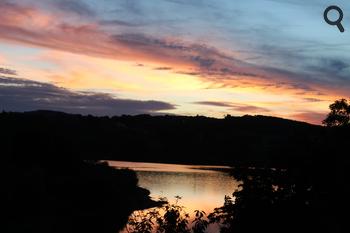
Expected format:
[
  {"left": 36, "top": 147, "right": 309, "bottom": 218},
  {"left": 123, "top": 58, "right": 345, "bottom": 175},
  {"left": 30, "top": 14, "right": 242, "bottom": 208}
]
[
  {"left": 208, "top": 168, "right": 331, "bottom": 233},
  {"left": 323, "top": 99, "right": 350, "bottom": 127},
  {"left": 126, "top": 197, "right": 209, "bottom": 233}
]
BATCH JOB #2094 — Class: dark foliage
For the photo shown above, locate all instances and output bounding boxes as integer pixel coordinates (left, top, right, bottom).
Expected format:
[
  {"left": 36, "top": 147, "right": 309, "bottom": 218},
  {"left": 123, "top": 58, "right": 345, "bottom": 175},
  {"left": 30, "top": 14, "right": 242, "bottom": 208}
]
[
  {"left": 323, "top": 99, "right": 350, "bottom": 127},
  {"left": 209, "top": 167, "right": 342, "bottom": 233},
  {"left": 126, "top": 197, "right": 208, "bottom": 233},
  {"left": 3, "top": 158, "right": 161, "bottom": 233}
]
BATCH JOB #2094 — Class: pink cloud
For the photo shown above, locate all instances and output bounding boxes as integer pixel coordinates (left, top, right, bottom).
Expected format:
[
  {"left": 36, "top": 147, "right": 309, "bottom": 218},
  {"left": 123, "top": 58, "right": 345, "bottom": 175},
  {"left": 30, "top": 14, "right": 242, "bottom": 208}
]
[
  {"left": 291, "top": 112, "right": 327, "bottom": 125},
  {"left": 194, "top": 101, "right": 271, "bottom": 114}
]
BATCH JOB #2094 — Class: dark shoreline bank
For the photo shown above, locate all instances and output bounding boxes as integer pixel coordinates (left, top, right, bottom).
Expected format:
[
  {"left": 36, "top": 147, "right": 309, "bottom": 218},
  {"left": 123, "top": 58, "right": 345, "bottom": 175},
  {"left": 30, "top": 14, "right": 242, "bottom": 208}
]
[{"left": 4, "top": 159, "right": 162, "bottom": 233}]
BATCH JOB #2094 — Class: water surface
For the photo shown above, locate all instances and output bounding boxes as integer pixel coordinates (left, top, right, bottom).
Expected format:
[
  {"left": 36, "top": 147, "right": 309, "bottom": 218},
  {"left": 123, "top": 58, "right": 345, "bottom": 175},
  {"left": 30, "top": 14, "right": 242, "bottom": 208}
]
[{"left": 108, "top": 161, "right": 239, "bottom": 219}]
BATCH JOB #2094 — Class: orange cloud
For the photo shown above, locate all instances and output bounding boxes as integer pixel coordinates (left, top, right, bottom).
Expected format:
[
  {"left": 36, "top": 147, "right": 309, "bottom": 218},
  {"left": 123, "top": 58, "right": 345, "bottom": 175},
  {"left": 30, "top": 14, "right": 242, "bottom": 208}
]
[{"left": 0, "top": 55, "right": 7, "bottom": 64}]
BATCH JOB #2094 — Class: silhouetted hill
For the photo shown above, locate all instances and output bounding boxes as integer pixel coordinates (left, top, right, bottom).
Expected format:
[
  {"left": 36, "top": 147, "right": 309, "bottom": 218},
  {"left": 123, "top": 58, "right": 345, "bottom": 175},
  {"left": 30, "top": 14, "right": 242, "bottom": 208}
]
[{"left": 1, "top": 110, "right": 326, "bottom": 167}]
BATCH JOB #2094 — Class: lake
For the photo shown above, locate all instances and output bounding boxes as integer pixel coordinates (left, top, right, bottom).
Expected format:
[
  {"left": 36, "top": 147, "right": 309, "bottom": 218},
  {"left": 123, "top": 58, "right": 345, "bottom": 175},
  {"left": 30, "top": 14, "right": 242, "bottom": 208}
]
[{"left": 107, "top": 161, "right": 240, "bottom": 232}]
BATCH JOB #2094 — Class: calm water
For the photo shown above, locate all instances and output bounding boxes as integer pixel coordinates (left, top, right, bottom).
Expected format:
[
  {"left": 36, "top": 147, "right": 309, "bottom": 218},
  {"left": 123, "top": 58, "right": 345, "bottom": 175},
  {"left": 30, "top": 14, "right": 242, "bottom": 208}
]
[{"left": 107, "top": 161, "right": 240, "bottom": 232}]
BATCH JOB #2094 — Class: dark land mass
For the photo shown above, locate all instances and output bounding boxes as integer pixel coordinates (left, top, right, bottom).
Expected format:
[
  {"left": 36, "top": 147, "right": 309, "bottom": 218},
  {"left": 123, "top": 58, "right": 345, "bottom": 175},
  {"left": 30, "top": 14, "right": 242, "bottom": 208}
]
[
  {"left": 4, "top": 160, "right": 162, "bottom": 233},
  {"left": 1, "top": 110, "right": 348, "bottom": 233},
  {"left": 0, "top": 110, "right": 329, "bottom": 166}
]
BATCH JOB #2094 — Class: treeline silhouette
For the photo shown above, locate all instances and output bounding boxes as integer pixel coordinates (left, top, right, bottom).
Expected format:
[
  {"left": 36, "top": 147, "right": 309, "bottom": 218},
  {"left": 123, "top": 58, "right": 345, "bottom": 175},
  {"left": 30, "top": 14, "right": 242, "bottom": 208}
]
[
  {"left": 0, "top": 110, "right": 330, "bottom": 167},
  {"left": 2, "top": 110, "right": 348, "bottom": 233}
]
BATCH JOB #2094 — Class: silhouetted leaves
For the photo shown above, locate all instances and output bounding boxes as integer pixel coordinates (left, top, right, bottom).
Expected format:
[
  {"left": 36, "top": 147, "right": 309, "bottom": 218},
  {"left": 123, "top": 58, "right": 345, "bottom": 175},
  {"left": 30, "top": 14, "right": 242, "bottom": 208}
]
[
  {"left": 209, "top": 167, "right": 337, "bottom": 233},
  {"left": 126, "top": 197, "right": 209, "bottom": 233},
  {"left": 323, "top": 99, "right": 350, "bottom": 127},
  {"left": 192, "top": 210, "right": 208, "bottom": 233}
]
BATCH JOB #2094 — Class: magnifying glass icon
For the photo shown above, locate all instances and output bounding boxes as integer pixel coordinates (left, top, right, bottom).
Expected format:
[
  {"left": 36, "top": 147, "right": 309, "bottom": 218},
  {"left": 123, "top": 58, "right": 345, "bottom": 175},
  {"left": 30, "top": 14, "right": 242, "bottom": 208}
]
[{"left": 324, "top": 5, "right": 345, "bottom": 32}]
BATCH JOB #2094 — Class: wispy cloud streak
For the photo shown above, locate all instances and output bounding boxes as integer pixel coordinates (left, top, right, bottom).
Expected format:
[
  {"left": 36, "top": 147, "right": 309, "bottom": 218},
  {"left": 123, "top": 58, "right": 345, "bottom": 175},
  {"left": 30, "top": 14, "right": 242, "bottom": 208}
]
[{"left": 194, "top": 101, "right": 271, "bottom": 113}]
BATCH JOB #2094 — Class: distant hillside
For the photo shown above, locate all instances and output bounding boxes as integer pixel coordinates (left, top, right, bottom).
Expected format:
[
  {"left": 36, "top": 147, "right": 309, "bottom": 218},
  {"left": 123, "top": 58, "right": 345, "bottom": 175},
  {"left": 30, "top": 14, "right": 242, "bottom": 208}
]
[{"left": 2, "top": 110, "right": 338, "bottom": 167}]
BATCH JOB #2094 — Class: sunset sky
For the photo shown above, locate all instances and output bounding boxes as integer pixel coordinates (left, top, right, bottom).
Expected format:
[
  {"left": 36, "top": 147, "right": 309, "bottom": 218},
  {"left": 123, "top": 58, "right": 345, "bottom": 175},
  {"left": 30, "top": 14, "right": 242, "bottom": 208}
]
[{"left": 1, "top": 0, "right": 350, "bottom": 124}]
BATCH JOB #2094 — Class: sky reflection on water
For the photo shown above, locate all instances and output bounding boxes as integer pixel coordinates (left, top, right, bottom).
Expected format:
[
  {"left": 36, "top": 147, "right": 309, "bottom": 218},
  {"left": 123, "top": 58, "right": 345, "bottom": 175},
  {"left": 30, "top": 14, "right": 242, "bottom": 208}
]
[{"left": 108, "top": 161, "right": 240, "bottom": 215}]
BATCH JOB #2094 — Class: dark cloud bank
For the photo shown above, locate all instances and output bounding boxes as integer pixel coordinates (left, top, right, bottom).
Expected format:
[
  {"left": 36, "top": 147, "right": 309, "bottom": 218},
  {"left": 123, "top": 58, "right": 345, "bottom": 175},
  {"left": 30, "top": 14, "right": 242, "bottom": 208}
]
[
  {"left": 0, "top": 67, "right": 17, "bottom": 75},
  {"left": 0, "top": 76, "right": 175, "bottom": 115}
]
